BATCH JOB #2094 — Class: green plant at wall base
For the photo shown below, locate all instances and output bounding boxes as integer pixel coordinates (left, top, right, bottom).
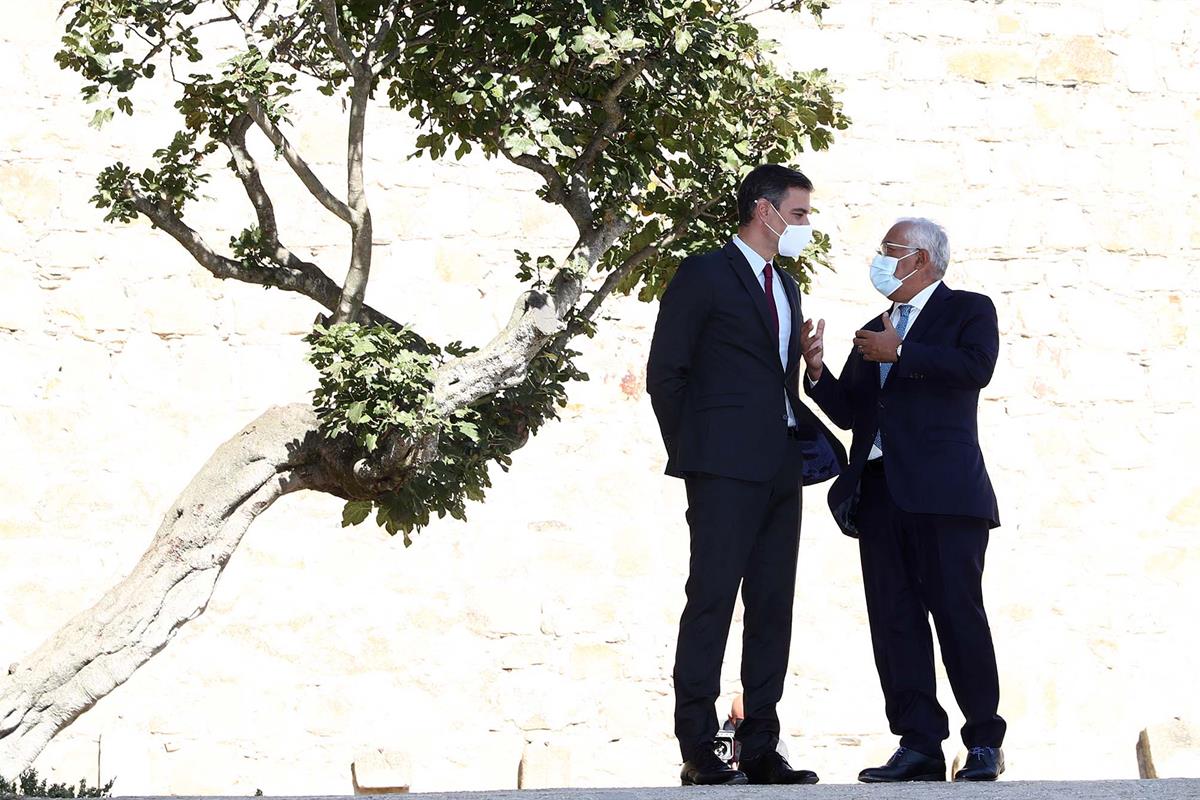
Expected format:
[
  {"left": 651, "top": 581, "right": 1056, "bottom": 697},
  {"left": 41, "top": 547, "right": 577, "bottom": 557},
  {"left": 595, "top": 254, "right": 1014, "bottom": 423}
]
[
  {"left": 307, "top": 323, "right": 587, "bottom": 543},
  {"left": 0, "top": 768, "right": 113, "bottom": 797}
]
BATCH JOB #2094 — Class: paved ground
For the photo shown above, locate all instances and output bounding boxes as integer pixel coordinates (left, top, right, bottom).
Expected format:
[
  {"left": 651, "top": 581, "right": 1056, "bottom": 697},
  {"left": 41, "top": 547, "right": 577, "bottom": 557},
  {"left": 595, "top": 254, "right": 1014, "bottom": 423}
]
[{"left": 113, "top": 780, "right": 1200, "bottom": 800}]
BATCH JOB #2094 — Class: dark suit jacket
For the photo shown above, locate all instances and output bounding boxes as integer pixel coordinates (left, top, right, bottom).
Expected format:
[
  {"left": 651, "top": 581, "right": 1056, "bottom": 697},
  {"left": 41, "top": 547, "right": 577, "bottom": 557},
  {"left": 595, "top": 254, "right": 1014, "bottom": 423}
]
[
  {"left": 804, "top": 281, "right": 1001, "bottom": 536},
  {"left": 646, "top": 241, "right": 845, "bottom": 485}
]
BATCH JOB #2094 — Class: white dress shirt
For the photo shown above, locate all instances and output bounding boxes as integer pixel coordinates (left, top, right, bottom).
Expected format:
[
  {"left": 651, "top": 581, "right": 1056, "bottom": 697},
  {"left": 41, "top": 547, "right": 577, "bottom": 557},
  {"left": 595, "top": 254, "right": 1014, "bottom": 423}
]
[
  {"left": 731, "top": 235, "right": 796, "bottom": 427},
  {"left": 866, "top": 279, "right": 943, "bottom": 460}
]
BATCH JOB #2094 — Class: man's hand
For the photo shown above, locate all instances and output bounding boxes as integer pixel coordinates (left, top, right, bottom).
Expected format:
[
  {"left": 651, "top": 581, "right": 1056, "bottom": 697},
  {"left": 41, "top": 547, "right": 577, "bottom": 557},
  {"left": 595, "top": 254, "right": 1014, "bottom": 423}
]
[
  {"left": 854, "top": 312, "right": 902, "bottom": 363},
  {"left": 800, "top": 318, "right": 825, "bottom": 381}
]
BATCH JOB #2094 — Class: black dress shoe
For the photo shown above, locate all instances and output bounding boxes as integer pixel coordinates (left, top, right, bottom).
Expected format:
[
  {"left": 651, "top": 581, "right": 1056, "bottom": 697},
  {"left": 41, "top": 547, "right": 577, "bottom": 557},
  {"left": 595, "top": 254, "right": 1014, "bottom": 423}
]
[
  {"left": 954, "top": 746, "right": 1004, "bottom": 781},
  {"left": 680, "top": 749, "right": 749, "bottom": 786},
  {"left": 739, "top": 749, "right": 819, "bottom": 785},
  {"left": 858, "top": 746, "right": 946, "bottom": 782}
]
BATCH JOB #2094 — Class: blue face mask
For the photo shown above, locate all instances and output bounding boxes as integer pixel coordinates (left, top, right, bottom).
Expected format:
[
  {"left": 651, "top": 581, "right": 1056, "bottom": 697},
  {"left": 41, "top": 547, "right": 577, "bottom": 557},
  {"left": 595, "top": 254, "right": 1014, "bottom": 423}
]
[{"left": 869, "top": 252, "right": 919, "bottom": 298}]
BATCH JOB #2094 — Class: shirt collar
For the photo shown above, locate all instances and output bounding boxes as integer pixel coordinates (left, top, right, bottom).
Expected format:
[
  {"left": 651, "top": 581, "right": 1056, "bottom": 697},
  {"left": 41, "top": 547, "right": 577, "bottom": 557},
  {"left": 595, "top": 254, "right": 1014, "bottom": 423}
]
[
  {"left": 731, "top": 235, "right": 772, "bottom": 278},
  {"left": 895, "top": 279, "right": 942, "bottom": 313}
]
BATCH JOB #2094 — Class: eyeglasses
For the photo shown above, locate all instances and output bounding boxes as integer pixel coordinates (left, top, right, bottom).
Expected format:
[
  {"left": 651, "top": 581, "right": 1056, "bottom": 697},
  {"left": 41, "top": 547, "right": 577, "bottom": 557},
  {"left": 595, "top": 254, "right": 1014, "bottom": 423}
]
[{"left": 876, "top": 241, "right": 921, "bottom": 257}]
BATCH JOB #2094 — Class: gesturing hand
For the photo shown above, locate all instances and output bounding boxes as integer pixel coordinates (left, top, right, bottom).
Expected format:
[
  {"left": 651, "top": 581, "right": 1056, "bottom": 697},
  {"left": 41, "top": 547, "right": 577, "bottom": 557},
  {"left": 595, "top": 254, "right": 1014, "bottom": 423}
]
[
  {"left": 800, "top": 318, "right": 825, "bottom": 381},
  {"left": 854, "top": 312, "right": 902, "bottom": 363}
]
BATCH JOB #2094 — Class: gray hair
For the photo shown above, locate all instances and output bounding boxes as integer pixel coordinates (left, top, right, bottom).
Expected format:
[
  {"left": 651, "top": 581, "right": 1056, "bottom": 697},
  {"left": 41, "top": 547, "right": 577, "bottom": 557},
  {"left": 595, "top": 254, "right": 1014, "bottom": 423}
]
[{"left": 896, "top": 217, "right": 950, "bottom": 278}]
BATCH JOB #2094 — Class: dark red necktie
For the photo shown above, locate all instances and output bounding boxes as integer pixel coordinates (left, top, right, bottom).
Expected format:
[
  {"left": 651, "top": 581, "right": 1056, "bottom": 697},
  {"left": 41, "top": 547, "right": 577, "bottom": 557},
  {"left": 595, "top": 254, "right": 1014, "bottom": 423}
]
[{"left": 763, "top": 263, "right": 779, "bottom": 337}]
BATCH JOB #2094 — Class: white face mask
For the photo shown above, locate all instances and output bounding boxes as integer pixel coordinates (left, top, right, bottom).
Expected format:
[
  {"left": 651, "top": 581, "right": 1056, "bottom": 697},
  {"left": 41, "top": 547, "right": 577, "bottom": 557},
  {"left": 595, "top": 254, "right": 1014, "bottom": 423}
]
[
  {"left": 764, "top": 202, "right": 813, "bottom": 258},
  {"left": 870, "top": 252, "right": 920, "bottom": 298}
]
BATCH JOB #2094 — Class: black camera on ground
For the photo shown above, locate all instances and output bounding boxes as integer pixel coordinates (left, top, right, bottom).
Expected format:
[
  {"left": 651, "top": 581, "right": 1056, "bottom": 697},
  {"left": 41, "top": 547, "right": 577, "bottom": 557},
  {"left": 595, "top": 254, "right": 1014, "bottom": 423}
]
[{"left": 713, "top": 727, "right": 741, "bottom": 766}]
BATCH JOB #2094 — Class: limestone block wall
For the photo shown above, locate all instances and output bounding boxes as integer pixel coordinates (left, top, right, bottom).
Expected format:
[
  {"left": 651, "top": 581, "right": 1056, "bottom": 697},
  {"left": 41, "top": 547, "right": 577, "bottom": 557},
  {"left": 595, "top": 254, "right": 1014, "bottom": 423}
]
[{"left": 1, "top": 0, "right": 1197, "bottom": 792}]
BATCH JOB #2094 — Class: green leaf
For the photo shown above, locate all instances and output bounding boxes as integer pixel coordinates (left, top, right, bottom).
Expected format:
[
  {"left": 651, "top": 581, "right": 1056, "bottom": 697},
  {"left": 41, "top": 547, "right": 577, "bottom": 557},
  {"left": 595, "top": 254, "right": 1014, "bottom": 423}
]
[
  {"left": 612, "top": 29, "right": 647, "bottom": 51},
  {"left": 346, "top": 400, "right": 368, "bottom": 424},
  {"left": 674, "top": 27, "right": 693, "bottom": 54},
  {"left": 88, "top": 108, "right": 114, "bottom": 129},
  {"left": 341, "top": 500, "right": 373, "bottom": 527}
]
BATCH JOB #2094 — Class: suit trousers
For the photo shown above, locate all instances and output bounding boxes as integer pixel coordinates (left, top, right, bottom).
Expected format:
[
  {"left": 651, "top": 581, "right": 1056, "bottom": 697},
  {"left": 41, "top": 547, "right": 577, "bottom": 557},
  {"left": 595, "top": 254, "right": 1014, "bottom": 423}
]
[
  {"left": 856, "top": 458, "right": 1007, "bottom": 758},
  {"left": 674, "top": 436, "right": 803, "bottom": 763}
]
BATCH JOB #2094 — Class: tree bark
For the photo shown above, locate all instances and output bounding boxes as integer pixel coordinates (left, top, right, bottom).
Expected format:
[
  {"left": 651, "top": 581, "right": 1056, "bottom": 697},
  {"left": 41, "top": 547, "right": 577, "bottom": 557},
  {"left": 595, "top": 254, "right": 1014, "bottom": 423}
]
[
  {"left": 332, "top": 76, "right": 375, "bottom": 325},
  {"left": 0, "top": 404, "right": 326, "bottom": 776}
]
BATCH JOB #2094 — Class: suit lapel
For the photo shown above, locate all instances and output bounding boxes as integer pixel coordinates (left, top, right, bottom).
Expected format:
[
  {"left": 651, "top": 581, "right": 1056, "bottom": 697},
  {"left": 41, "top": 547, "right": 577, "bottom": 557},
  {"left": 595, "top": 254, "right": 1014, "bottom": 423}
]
[
  {"left": 876, "top": 282, "right": 950, "bottom": 388},
  {"left": 782, "top": 270, "right": 803, "bottom": 377},
  {"left": 901, "top": 281, "right": 952, "bottom": 344},
  {"left": 723, "top": 241, "right": 780, "bottom": 360}
]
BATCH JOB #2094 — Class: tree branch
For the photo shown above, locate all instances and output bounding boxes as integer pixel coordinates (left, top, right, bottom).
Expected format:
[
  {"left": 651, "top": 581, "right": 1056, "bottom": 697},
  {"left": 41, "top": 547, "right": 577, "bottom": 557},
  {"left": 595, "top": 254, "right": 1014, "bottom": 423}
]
[
  {"left": 223, "top": 113, "right": 366, "bottom": 320},
  {"left": 332, "top": 76, "right": 373, "bottom": 324},
  {"left": 125, "top": 186, "right": 397, "bottom": 329},
  {"left": 133, "top": 11, "right": 235, "bottom": 73},
  {"left": 431, "top": 271, "right": 582, "bottom": 413},
  {"left": 370, "top": 2, "right": 442, "bottom": 76},
  {"left": 264, "top": 9, "right": 308, "bottom": 64},
  {"left": 572, "top": 58, "right": 649, "bottom": 177},
  {"left": 496, "top": 58, "right": 650, "bottom": 240},
  {"left": 373, "top": 32, "right": 437, "bottom": 76},
  {"left": 579, "top": 195, "right": 723, "bottom": 324},
  {"left": 499, "top": 148, "right": 566, "bottom": 202},
  {"left": 317, "top": 0, "right": 365, "bottom": 78},
  {"left": 224, "top": 115, "right": 278, "bottom": 246},
  {"left": 247, "top": 0, "right": 272, "bottom": 27},
  {"left": 430, "top": 212, "right": 633, "bottom": 412},
  {"left": 499, "top": 147, "right": 593, "bottom": 235},
  {"left": 222, "top": 0, "right": 271, "bottom": 53},
  {"left": 367, "top": 0, "right": 402, "bottom": 54},
  {"left": 245, "top": 98, "right": 353, "bottom": 224}
]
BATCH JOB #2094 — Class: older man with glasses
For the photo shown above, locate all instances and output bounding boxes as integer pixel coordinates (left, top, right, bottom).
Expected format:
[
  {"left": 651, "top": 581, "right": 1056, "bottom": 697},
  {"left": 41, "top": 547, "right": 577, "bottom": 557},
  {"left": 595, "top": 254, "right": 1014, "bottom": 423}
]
[{"left": 799, "top": 217, "right": 1007, "bottom": 783}]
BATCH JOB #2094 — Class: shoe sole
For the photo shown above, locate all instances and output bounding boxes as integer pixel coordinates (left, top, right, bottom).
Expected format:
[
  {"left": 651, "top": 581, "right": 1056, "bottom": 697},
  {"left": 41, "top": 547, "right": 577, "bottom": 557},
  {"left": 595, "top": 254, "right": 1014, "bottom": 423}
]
[
  {"left": 681, "top": 775, "right": 750, "bottom": 786},
  {"left": 743, "top": 777, "right": 821, "bottom": 786},
  {"left": 859, "top": 773, "right": 945, "bottom": 783}
]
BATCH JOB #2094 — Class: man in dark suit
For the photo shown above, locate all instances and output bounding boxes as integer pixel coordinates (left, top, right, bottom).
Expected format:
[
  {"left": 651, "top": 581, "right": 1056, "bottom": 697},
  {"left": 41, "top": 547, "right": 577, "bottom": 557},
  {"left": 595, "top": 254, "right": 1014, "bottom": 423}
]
[
  {"left": 800, "top": 217, "right": 1007, "bottom": 783},
  {"left": 646, "top": 164, "right": 846, "bottom": 786}
]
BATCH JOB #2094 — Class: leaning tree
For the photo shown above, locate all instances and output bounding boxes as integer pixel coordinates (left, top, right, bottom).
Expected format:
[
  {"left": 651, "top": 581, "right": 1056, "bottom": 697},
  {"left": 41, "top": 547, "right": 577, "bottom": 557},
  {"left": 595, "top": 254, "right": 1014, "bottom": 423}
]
[{"left": 0, "top": 0, "right": 847, "bottom": 773}]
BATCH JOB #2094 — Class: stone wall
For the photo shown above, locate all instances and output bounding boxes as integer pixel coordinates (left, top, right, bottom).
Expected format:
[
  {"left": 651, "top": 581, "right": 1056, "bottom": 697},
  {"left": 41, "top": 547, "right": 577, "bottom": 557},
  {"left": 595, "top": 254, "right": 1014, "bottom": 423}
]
[{"left": 1, "top": 0, "right": 1197, "bottom": 792}]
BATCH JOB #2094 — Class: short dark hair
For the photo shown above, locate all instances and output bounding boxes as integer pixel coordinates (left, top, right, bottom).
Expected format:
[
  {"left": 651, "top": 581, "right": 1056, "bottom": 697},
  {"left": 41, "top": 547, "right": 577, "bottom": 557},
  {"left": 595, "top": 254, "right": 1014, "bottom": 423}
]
[{"left": 736, "top": 164, "right": 813, "bottom": 226}]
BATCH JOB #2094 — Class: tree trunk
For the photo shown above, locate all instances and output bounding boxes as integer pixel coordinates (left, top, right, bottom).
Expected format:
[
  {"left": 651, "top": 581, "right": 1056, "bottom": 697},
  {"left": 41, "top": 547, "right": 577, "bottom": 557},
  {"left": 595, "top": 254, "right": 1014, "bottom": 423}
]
[
  {"left": 0, "top": 266, "right": 584, "bottom": 774},
  {"left": 0, "top": 404, "right": 325, "bottom": 775}
]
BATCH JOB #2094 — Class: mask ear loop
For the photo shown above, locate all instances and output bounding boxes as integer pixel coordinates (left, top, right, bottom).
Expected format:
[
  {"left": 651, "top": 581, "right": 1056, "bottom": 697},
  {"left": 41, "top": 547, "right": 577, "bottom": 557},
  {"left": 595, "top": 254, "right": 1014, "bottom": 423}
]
[
  {"left": 762, "top": 200, "right": 786, "bottom": 238},
  {"left": 895, "top": 250, "right": 921, "bottom": 284}
]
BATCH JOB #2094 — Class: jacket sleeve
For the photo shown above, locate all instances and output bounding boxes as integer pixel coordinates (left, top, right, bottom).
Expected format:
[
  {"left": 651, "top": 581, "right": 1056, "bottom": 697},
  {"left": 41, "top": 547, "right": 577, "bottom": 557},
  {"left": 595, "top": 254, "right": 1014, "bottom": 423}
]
[
  {"left": 892, "top": 295, "right": 999, "bottom": 389},
  {"left": 804, "top": 351, "right": 856, "bottom": 431},
  {"left": 646, "top": 258, "right": 711, "bottom": 452}
]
